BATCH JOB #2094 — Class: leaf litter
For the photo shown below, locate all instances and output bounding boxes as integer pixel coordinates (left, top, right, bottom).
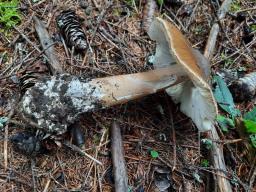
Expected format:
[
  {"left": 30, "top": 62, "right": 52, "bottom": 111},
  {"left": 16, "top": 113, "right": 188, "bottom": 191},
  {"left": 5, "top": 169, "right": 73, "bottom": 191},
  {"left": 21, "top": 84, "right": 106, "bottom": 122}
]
[{"left": 0, "top": 0, "right": 255, "bottom": 191}]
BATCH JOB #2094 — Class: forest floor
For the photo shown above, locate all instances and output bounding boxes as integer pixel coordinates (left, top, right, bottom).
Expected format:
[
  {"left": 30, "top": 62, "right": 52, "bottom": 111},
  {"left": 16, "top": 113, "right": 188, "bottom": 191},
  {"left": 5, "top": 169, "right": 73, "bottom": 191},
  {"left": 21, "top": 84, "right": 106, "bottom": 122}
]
[{"left": 0, "top": 0, "right": 255, "bottom": 191}]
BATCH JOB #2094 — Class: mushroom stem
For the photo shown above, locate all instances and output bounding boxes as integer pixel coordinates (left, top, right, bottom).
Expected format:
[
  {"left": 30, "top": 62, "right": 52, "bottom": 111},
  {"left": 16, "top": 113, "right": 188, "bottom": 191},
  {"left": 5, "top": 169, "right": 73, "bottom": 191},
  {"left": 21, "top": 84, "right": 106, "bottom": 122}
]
[
  {"left": 95, "top": 64, "right": 187, "bottom": 106},
  {"left": 20, "top": 65, "right": 187, "bottom": 133}
]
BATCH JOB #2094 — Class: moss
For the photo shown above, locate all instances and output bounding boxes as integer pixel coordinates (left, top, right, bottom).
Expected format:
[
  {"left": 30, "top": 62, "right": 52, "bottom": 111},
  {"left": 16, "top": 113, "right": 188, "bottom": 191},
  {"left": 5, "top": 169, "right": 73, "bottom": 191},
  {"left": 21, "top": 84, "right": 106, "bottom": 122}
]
[
  {"left": 0, "top": 0, "right": 21, "bottom": 30},
  {"left": 230, "top": 1, "right": 241, "bottom": 12},
  {"left": 250, "top": 24, "right": 256, "bottom": 32}
]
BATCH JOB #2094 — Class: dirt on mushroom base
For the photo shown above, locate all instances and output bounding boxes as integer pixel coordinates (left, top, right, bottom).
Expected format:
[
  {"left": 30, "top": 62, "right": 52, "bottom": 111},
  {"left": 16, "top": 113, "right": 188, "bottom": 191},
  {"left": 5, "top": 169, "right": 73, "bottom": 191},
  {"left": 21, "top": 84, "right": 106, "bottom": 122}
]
[{"left": 0, "top": 0, "right": 255, "bottom": 191}]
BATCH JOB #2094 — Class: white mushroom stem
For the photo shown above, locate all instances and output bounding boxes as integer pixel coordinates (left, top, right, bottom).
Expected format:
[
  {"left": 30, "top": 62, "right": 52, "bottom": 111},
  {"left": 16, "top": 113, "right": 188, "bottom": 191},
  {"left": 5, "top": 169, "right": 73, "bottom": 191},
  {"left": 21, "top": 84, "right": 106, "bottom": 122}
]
[{"left": 95, "top": 64, "right": 187, "bottom": 106}]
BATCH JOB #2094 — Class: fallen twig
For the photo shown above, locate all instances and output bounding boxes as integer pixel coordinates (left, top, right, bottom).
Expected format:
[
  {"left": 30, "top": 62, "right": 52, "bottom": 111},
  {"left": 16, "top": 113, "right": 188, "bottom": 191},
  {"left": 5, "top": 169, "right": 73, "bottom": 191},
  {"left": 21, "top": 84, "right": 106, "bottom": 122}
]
[
  {"left": 0, "top": 175, "right": 33, "bottom": 189},
  {"left": 249, "top": 162, "right": 256, "bottom": 191},
  {"left": 42, "top": 179, "right": 51, "bottom": 192},
  {"left": 236, "top": 7, "right": 256, "bottom": 13},
  {"left": 207, "top": 103, "right": 233, "bottom": 192},
  {"left": 111, "top": 121, "right": 128, "bottom": 191},
  {"left": 31, "top": 159, "right": 37, "bottom": 192},
  {"left": 204, "top": 0, "right": 233, "bottom": 60},
  {"left": 33, "top": 16, "right": 63, "bottom": 74},
  {"left": 3, "top": 101, "right": 17, "bottom": 169},
  {"left": 186, "top": 0, "right": 201, "bottom": 30},
  {"left": 166, "top": 99, "right": 176, "bottom": 171},
  {"left": 203, "top": 0, "right": 233, "bottom": 191},
  {"left": 63, "top": 141, "right": 102, "bottom": 166},
  {"left": 82, "top": 2, "right": 113, "bottom": 66}
]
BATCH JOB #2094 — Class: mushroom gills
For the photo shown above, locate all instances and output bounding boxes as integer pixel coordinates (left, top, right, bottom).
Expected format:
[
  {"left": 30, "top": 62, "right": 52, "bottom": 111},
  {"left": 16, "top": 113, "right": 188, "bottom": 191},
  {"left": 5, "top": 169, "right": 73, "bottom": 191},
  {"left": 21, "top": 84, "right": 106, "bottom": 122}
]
[{"left": 148, "top": 17, "right": 217, "bottom": 132}]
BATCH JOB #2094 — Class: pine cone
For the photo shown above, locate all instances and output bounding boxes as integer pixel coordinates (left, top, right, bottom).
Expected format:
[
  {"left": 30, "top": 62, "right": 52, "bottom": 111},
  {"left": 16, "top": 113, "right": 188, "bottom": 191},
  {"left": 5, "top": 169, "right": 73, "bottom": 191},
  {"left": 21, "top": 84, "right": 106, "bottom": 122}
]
[{"left": 56, "top": 10, "right": 87, "bottom": 51}]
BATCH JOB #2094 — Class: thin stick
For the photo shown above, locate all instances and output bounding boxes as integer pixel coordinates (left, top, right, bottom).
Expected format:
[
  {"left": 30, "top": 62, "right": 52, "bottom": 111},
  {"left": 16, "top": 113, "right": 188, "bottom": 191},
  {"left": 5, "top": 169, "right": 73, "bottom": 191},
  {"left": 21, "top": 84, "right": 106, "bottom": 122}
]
[
  {"left": 42, "top": 179, "right": 51, "bottom": 192},
  {"left": 97, "top": 166, "right": 103, "bottom": 192},
  {"left": 3, "top": 106, "right": 15, "bottom": 169},
  {"left": 4, "top": 124, "right": 8, "bottom": 170},
  {"left": 236, "top": 7, "right": 256, "bottom": 13},
  {"left": 0, "top": 175, "right": 33, "bottom": 189},
  {"left": 204, "top": 0, "right": 233, "bottom": 60},
  {"left": 209, "top": 115, "right": 233, "bottom": 192},
  {"left": 56, "top": 155, "right": 68, "bottom": 188},
  {"left": 63, "top": 141, "right": 102, "bottom": 166},
  {"left": 33, "top": 16, "right": 63, "bottom": 74},
  {"left": 82, "top": 2, "right": 113, "bottom": 66},
  {"left": 203, "top": 1, "right": 233, "bottom": 191},
  {"left": 249, "top": 163, "right": 256, "bottom": 191},
  {"left": 13, "top": 26, "right": 41, "bottom": 53},
  {"left": 111, "top": 121, "right": 128, "bottom": 191},
  {"left": 31, "top": 159, "right": 37, "bottom": 192},
  {"left": 92, "top": 0, "right": 101, "bottom": 10},
  {"left": 165, "top": 98, "right": 176, "bottom": 171},
  {"left": 186, "top": 0, "right": 201, "bottom": 30}
]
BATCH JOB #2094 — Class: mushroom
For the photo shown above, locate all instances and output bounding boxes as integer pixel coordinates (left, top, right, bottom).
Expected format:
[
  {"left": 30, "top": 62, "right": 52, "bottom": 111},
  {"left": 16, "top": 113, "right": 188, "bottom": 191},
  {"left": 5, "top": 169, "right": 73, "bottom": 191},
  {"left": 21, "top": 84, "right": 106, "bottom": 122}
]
[
  {"left": 148, "top": 17, "right": 218, "bottom": 132},
  {"left": 19, "top": 17, "right": 217, "bottom": 137}
]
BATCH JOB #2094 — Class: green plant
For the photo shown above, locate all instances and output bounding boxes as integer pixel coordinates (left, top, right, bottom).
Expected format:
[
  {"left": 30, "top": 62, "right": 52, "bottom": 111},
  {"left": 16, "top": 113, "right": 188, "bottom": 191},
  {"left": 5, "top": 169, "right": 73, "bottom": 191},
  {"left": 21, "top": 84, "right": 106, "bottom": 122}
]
[
  {"left": 250, "top": 24, "right": 256, "bottom": 32},
  {"left": 201, "top": 139, "right": 213, "bottom": 150},
  {"left": 150, "top": 150, "right": 159, "bottom": 158},
  {"left": 157, "top": 0, "right": 164, "bottom": 6},
  {"left": 217, "top": 115, "right": 235, "bottom": 132},
  {"left": 0, "top": 0, "right": 21, "bottom": 30},
  {"left": 0, "top": 52, "right": 8, "bottom": 63},
  {"left": 213, "top": 75, "right": 256, "bottom": 149},
  {"left": 220, "top": 52, "right": 235, "bottom": 67},
  {"left": 213, "top": 75, "right": 241, "bottom": 117},
  {"left": 244, "top": 107, "right": 256, "bottom": 121},
  {"left": 230, "top": 1, "right": 241, "bottom": 12},
  {"left": 243, "top": 120, "right": 256, "bottom": 133},
  {"left": 0, "top": 116, "right": 8, "bottom": 129},
  {"left": 124, "top": 0, "right": 138, "bottom": 7},
  {"left": 243, "top": 106, "right": 256, "bottom": 135},
  {"left": 249, "top": 134, "right": 256, "bottom": 148},
  {"left": 242, "top": 107, "right": 256, "bottom": 148},
  {"left": 93, "top": 134, "right": 100, "bottom": 144},
  {"left": 194, "top": 25, "right": 204, "bottom": 35},
  {"left": 201, "top": 159, "right": 209, "bottom": 167}
]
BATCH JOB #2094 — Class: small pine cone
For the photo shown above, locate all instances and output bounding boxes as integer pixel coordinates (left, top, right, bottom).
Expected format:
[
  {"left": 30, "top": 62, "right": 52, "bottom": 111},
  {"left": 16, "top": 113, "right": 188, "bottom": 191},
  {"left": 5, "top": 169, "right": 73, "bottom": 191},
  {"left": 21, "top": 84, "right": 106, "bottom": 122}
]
[
  {"left": 19, "top": 72, "right": 38, "bottom": 93},
  {"left": 10, "top": 132, "right": 44, "bottom": 157},
  {"left": 56, "top": 10, "right": 87, "bottom": 51}
]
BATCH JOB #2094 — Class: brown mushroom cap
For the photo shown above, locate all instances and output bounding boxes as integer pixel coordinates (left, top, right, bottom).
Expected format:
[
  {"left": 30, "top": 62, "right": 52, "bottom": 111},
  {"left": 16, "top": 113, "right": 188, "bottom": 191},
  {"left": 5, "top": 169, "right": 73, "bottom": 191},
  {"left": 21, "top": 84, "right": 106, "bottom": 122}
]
[{"left": 148, "top": 17, "right": 218, "bottom": 132}]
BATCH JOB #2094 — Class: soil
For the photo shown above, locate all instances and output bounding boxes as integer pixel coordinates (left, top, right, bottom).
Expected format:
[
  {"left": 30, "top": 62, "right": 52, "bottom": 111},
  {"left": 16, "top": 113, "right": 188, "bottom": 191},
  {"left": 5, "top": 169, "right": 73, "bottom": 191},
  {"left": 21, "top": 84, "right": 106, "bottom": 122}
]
[{"left": 0, "top": 0, "right": 255, "bottom": 191}]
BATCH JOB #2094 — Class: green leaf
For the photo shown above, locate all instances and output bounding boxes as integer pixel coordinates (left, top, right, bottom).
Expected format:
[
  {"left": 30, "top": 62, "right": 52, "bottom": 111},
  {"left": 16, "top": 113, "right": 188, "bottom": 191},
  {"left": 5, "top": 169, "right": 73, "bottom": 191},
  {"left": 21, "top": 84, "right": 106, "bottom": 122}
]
[
  {"left": 157, "top": 0, "right": 164, "bottom": 6},
  {"left": 250, "top": 24, "right": 256, "bottom": 32},
  {"left": 150, "top": 150, "right": 159, "bottom": 158},
  {"left": 0, "top": 117, "right": 8, "bottom": 128},
  {"left": 216, "top": 115, "right": 234, "bottom": 132},
  {"left": 220, "top": 52, "right": 234, "bottom": 67},
  {"left": 213, "top": 76, "right": 241, "bottom": 117},
  {"left": 201, "top": 139, "right": 213, "bottom": 150},
  {"left": 230, "top": 1, "right": 241, "bottom": 12},
  {"left": 249, "top": 134, "right": 256, "bottom": 148},
  {"left": 244, "top": 107, "right": 256, "bottom": 121},
  {"left": 243, "top": 119, "right": 256, "bottom": 133},
  {"left": 201, "top": 159, "right": 209, "bottom": 167}
]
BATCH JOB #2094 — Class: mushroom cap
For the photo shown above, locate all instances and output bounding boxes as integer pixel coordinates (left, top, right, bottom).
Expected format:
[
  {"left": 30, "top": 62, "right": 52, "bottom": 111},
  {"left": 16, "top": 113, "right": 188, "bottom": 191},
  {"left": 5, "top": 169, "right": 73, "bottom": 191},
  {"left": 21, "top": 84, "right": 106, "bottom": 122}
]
[{"left": 148, "top": 17, "right": 218, "bottom": 131}]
